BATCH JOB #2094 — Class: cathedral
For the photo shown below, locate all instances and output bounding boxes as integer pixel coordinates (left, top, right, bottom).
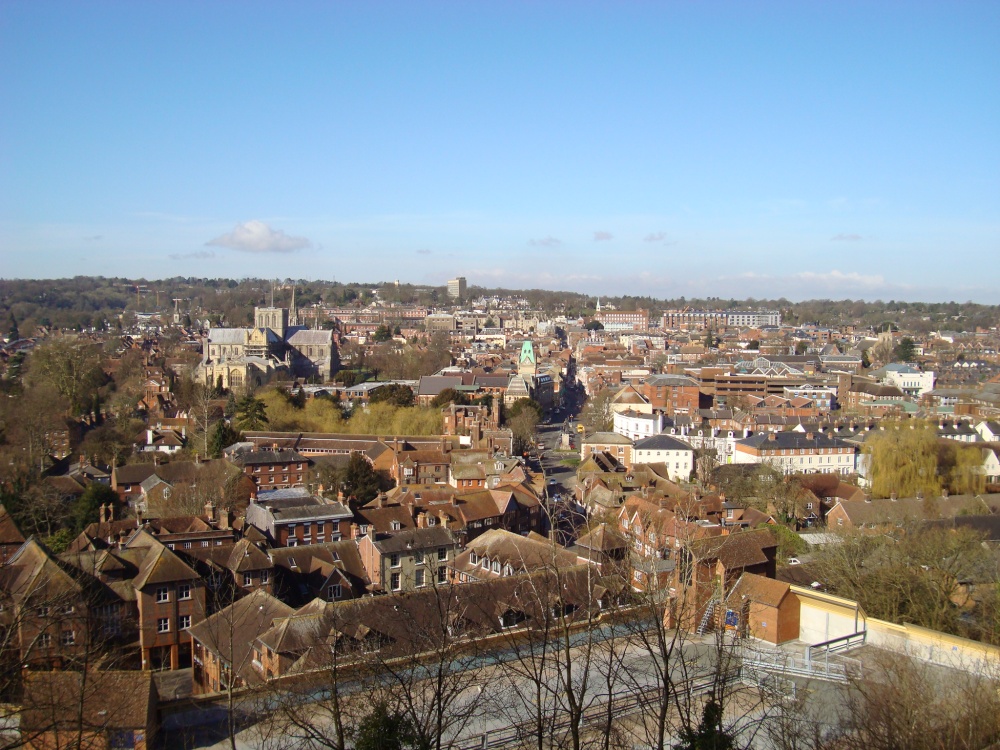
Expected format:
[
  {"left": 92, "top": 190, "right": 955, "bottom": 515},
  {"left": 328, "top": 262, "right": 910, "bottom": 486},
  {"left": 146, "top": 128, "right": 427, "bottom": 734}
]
[{"left": 198, "top": 304, "right": 335, "bottom": 390}]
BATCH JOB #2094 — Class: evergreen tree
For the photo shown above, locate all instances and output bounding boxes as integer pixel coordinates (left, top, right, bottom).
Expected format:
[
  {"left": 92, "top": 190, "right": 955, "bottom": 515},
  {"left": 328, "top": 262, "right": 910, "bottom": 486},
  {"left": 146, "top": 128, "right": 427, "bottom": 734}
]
[
  {"left": 369, "top": 384, "right": 414, "bottom": 407},
  {"left": 431, "top": 388, "right": 468, "bottom": 408},
  {"left": 674, "top": 700, "right": 734, "bottom": 750},
  {"left": 72, "top": 483, "right": 119, "bottom": 533},
  {"left": 235, "top": 395, "right": 269, "bottom": 431},
  {"left": 353, "top": 701, "right": 421, "bottom": 750},
  {"left": 339, "top": 452, "right": 382, "bottom": 504},
  {"left": 208, "top": 420, "right": 242, "bottom": 458}
]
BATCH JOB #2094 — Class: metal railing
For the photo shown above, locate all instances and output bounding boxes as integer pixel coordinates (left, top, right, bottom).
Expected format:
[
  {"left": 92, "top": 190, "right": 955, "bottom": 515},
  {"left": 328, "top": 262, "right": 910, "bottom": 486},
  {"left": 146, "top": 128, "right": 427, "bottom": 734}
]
[
  {"left": 809, "top": 630, "right": 866, "bottom": 658},
  {"left": 446, "top": 673, "right": 728, "bottom": 750},
  {"left": 739, "top": 645, "right": 861, "bottom": 684}
]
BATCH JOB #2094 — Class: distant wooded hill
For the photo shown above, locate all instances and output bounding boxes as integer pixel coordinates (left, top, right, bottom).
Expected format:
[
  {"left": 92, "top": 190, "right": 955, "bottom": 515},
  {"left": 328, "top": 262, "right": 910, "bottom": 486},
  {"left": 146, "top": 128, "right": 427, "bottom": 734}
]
[{"left": 1, "top": 277, "right": 997, "bottom": 335}]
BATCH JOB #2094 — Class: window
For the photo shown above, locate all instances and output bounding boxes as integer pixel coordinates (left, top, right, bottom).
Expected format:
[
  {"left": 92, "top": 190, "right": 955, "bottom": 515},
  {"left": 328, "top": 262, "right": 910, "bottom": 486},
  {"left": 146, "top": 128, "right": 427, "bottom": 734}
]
[
  {"left": 469, "top": 551, "right": 478, "bottom": 565},
  {"left": 183, "top": 541, "right": 192, "bottom": 549},
  {"left": 179, "top": 615, "right": 191, "bottom": 629},
  {"left": 327, "top": 584, "right": 342, "bottom": 601},
  {"left": 492, "top": 560, "right": 501, "bottom": 574},
  {"left": 201, "top": 540, "right": 210, "bottom": 547},
  {"left": 38, "top": 633, "right": 51, "bottom": 648},
  {"left": 415, "top": 569, "right": 425, "bottom": 587},
  {"left": 244, "top": 573, "right": 253, "bottom": 586},
  {"left": 414, "top": 551, "right": 425, "bottom": 565},
  {"left": 60, "top": 604, "right": 75, "bottom": 615},
  {"left": 61, "top": 630, "right": 75, "bottom": 646},
  {"left": 390, "top": 573, "right": 401, "bottom": 591},
  {"left": 438, "top": 547, "right": 448, "bottom": 561},
  {"left": 260, "top": 570, "right": 270, "bottom": 584},
  {"left": 155, "top": 587, "right": 169, "bottom": 603},
  {"left": 390, "top": 553, "right": 401, "bottom": 568},
  {"left": 390, "top": 520, "right": 401, "bottom": 531},
  {"left": 157, "top": 618, "right": 170, "bottom": 633},
  {"left": 178, "top": 583, "right": 192, "bottom": 600},
  {"left": 438, "top": 567, "right": 447, "bottom": 584}
]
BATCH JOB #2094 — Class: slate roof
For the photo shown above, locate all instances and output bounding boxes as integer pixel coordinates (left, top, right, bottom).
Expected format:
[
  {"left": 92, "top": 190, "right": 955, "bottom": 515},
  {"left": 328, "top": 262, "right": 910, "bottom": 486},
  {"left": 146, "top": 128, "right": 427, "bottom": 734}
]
[
  {"left": 372, "top": 526, "right": 457, "bottom": 554},
  {"left": 738, "top": 432, "right": 851, "bottom": 451},
  {"left": 207, "top": 328, "right": 247, "bottom": 345},
  {"left": 285, "top": 327, "right": 333, "bottom": 345},
  {"left": 582, "top": 432, "right": 634, "bottom": 446},
  {"left": 237, "top": 449, "right": 307, "bottom": 466},
  {"left": 634, "top": 434, "right": 695, "bottom": 452}
]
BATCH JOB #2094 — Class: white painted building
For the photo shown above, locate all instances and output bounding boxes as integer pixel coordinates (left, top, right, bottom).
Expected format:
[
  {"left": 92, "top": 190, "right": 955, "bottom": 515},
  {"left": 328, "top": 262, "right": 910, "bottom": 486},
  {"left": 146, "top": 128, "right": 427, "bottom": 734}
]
[
  {"left": 733, "top": 432, "right": 856, "bottom": 475},
  {"left": 631, "top": 434, "right": 695, "bottom": 481},
  {"left": 880, "top": 364, "right": 935, "bottom": 398},
  {"left": 613, "top": 409, "right": 666, "bottom": 442}
]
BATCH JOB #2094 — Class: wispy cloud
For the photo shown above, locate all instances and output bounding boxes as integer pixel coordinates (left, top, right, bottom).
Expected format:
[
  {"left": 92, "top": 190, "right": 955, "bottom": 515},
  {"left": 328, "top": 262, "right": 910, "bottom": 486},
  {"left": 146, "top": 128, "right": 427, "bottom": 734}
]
[
  {"left": 831, "top": 233, "right": 863, "bottom": 242},
  {"left": 719, "top": 269, "right": 903, "bottom": 294},
  {"left": 416, "top": 248, "right": 432, "bottom": 255},
  {"left": 207, "top": 220, "right": 311, "bottom": 253},
  {"left": 643, "top": 232, "right": 666, "bottom": 242},
  {"left": 529, "top": 236, "right": 561, "bottom": 248},
  {"left": 593, "top": 231, "right": 613, "bottom": 241},
  {"left": 83, "top": 235, "right": 103, "bottom": 242},
  {"left": 169, "top": 250, "right": 216, "bottom": 261}
]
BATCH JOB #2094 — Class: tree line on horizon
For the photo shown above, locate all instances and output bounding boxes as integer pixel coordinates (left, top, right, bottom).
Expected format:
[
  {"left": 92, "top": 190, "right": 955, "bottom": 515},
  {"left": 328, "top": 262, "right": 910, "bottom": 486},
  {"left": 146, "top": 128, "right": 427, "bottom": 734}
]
[{"left": 2, "top": 276, "right": 997, "bottom": 337}]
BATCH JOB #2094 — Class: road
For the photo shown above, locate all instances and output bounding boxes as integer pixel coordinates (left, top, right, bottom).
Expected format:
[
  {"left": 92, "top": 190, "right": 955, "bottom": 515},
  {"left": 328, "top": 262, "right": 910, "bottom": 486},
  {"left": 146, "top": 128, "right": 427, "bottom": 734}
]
[{"left": 536, "top": 378, "right": 587, "bottom": 542}]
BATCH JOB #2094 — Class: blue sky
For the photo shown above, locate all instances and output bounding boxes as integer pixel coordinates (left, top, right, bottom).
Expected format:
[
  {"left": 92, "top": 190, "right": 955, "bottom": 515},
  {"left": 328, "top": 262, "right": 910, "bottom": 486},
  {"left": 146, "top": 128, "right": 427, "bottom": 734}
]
[{"left": 1, "top": 1, "right": 998, "bottom": 302}]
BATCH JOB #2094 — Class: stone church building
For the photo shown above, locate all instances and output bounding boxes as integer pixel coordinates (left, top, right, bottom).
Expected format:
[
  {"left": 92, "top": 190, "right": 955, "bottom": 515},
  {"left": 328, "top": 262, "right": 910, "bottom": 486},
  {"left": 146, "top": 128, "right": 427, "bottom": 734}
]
[{"left": 198, "top": 305, "right": 335, "bottom": 389}]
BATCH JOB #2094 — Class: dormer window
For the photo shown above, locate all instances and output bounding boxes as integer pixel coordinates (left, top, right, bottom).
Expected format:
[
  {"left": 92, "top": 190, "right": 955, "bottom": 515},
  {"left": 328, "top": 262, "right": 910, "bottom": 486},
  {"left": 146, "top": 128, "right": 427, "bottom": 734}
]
[
  {"left": 390, "top": 520, "right": 401, "bottom": 531},
  {"left": 470, "top": 551, "right": 478, "bottom": 565}
]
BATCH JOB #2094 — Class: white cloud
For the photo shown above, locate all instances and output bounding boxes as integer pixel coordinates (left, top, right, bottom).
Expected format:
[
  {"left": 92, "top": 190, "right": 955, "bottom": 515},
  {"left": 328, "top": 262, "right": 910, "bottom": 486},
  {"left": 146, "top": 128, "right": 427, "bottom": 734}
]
[
  {"left": 593, "top": 231, "right": 613, "bottom": 241},
  {"left": 169, "top": 250, "right": 216, "bottom": 261},
  {"left": 643, "top": 232, "right": 666, "bottom": 242},
  {"left": 529, "top": 236, "right": 562, "bottom": 248},
  {"left": 207, "top": 220, "right": 311, "bottom": 253}
]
